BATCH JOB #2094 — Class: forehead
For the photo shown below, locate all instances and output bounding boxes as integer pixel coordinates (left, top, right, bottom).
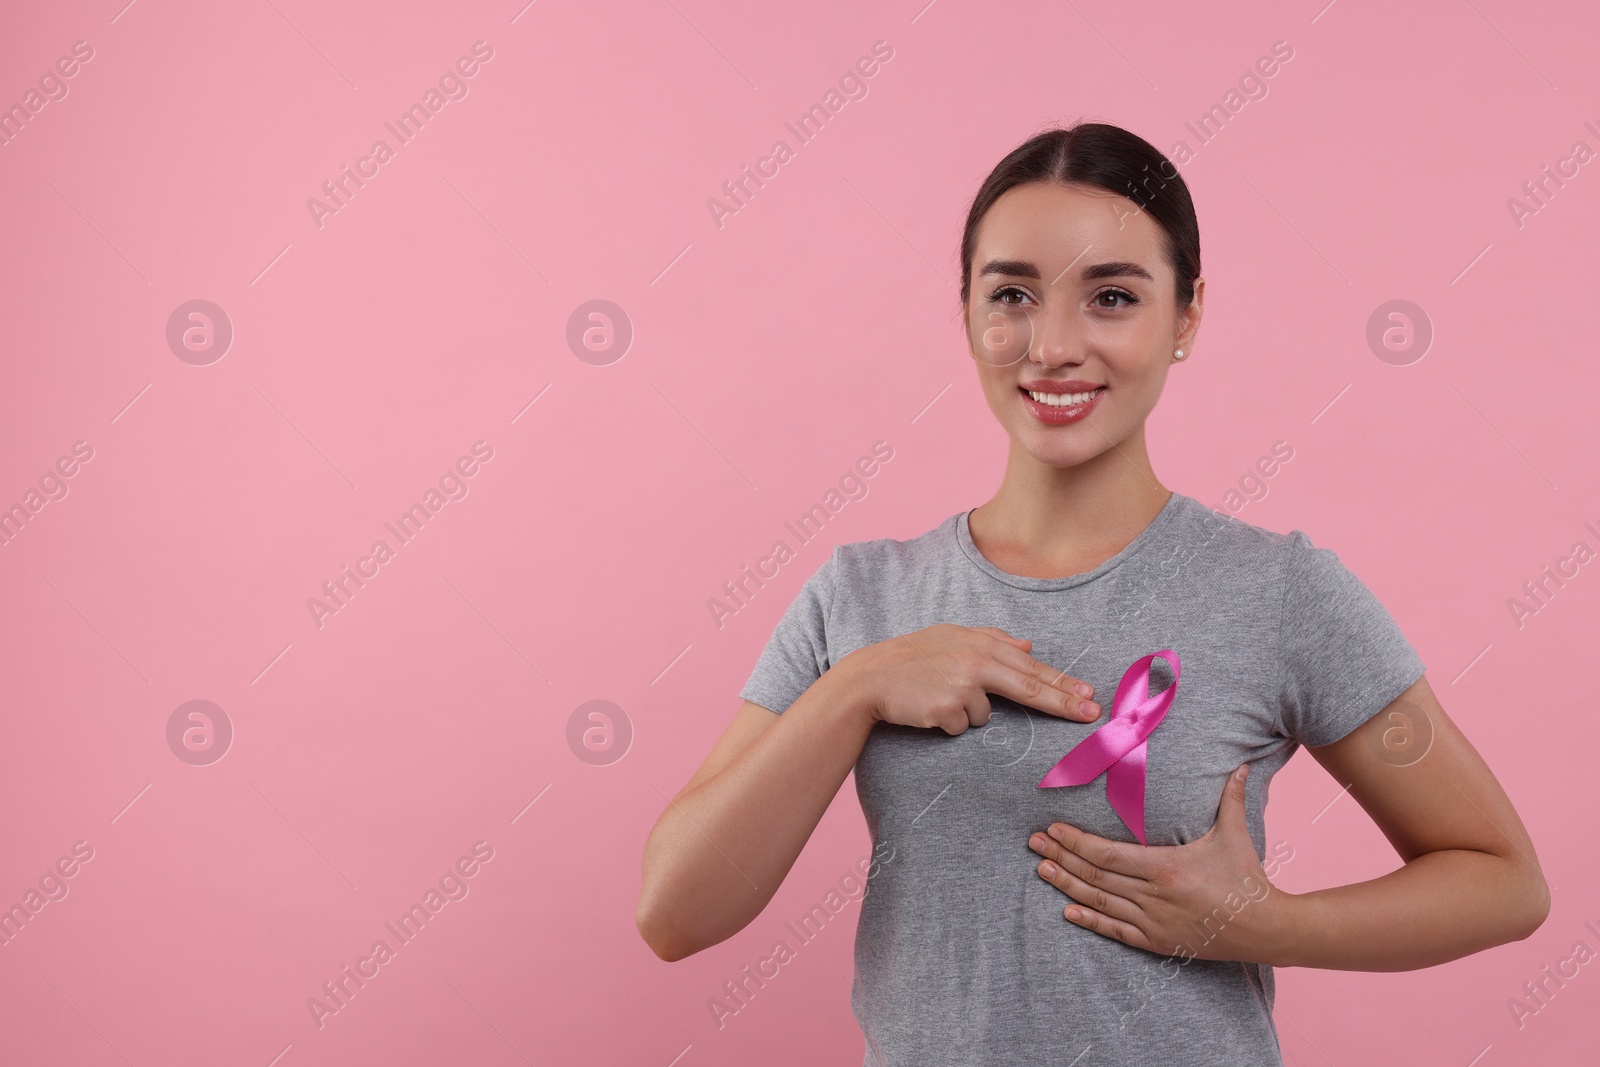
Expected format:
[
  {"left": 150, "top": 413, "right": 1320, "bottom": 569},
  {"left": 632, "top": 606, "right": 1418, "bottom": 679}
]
[{"left": 973, "top": 181, "right": 1167, "bottom": 274}]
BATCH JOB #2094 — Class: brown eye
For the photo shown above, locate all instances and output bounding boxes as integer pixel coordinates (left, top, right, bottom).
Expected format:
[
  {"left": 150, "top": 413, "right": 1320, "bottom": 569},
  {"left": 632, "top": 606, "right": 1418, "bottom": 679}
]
[{"left": 1094, "top": 288, "right": 1138, "bottom": 309}]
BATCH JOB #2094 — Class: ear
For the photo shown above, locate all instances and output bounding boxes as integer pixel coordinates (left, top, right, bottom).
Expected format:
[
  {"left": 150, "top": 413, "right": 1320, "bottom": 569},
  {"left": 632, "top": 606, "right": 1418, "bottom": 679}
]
[{"left": 1175, "top": 279, "right": 1204, "bottom": 347}]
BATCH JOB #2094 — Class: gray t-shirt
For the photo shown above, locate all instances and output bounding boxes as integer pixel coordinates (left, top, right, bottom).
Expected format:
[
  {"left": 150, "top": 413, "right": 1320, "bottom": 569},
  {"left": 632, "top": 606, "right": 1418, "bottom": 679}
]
[{"left": 737, "top": 491, "right": 1425, "bottom": 1066}]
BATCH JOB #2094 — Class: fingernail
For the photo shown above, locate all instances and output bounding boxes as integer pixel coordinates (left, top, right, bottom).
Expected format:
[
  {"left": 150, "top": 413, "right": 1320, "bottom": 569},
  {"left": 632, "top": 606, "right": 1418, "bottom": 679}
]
[
  {"left": 1040, "top": 862, "right": 1057, "bottom": 877},
  {"left": 1081, "top": 701, "right": 1101, "bottom": 719},
  {"left": 1074, "top": 682, "right": 1093, "bottom": 698},
  {"left": 1048, "top": 825, "right": 1064, "bottom": 842}
]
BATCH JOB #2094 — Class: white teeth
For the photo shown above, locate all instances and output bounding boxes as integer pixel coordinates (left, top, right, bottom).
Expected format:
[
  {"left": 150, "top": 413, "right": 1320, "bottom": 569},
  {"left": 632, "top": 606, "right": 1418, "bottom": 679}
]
[{"left": 1027, "top": 388, "right": 1101, "bottom": 407}]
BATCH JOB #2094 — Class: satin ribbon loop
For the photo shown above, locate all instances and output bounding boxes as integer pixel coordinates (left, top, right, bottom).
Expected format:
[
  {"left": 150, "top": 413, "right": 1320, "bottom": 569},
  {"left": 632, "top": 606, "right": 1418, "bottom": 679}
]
[{"left": 1036, "top": 650, "right": 1181, "bottom": 845}]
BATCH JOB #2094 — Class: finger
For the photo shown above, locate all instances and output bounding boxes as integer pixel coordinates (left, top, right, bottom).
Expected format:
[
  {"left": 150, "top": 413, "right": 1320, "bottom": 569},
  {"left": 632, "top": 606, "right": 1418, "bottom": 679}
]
[
  {"left": 963, "top": 690, "right": 994, "bottom": 730},
  {"left": 1029, "top": 832, "right": 1145, "bottom": 900},
  {"left": 1003, "top": 646, "right": 1096, "bottom": 705},
  {"left": 1033, "top": 853, "right": 1144, "bottom": 926},
  {"left": 1063, "top": 903, "right": 1157, "bottom": 951},
  {"left": 985, "top": 659, "right": 1100, "bottom": 726},
  {"left": 930, "top": 690, "right": 989, "bottom": 736},
  {"left": 1048, "top": 822, "right": 1158, "bottom": 881},
  {"left": 983, "top": 647, "right": 1100, "bottom": 722},
  {"left": 1216, "top": 763, "right": 1250, "bottom": 833}
]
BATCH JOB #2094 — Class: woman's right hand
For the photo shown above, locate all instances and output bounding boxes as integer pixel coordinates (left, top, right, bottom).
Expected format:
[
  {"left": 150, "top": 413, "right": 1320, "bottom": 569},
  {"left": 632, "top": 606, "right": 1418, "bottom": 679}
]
[{"left": 837, "top": 623, "right": 1102, "bottom": 735}]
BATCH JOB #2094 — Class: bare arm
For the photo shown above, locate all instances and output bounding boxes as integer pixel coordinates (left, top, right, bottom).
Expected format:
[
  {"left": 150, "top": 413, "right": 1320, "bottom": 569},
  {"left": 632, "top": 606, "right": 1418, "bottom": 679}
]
[
  {"left": 1027, "top": 674, "right": 1549, "bottom": 972},
  {"left": 1277, "top": 674, "right": 1550, "bottom": 970},
  {"left": 637, "top": 624, "right": 1102, "bottom": 962},
  {"left": 635, "top": 660, "right": 876, "bottom": 962}
]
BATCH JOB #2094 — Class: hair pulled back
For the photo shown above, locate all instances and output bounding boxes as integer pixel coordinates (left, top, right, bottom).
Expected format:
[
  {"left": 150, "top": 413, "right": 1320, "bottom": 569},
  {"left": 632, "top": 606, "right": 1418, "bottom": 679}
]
[{"left": 959, "top": 122, "right": 1201, "bottom": 313}]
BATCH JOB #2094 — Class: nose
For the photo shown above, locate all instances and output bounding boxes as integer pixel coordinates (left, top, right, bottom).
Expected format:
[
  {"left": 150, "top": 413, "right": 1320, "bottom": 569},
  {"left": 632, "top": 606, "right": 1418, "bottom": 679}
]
[{"left": 1028, "top": 302, "right": 1084, "bottom": 368}]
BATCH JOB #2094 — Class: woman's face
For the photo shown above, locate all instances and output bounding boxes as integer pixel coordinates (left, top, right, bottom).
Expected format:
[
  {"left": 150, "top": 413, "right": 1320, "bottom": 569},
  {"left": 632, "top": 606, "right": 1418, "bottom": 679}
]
[{"left": 963, "top": 180, "right": 1201, "bottom": 470}]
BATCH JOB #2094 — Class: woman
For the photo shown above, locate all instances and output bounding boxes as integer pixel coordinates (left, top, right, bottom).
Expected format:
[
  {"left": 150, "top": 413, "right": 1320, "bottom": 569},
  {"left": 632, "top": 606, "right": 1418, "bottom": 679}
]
[{"left": 636, "top": 122, "right": 1549, "bottom": 1065}]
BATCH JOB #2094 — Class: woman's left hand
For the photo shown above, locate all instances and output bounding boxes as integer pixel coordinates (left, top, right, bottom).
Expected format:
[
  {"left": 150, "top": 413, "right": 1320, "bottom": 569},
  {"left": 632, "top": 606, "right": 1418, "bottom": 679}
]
[{"left": 1027, "top": 764, "right": 1295, "bottom": 964}]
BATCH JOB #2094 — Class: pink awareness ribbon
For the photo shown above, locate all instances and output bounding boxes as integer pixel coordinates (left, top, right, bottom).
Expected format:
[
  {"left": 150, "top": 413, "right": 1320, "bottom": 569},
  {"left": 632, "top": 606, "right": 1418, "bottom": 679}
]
[{"left": 1037, "top": 650, "right": 1181, "bottom": 846}]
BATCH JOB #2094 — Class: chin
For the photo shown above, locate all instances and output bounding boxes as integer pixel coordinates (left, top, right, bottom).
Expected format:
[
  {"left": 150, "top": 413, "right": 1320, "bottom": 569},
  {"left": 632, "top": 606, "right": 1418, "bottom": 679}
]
[{"left": 1016, "top": 431, "right": 1103, "bottom": 469}]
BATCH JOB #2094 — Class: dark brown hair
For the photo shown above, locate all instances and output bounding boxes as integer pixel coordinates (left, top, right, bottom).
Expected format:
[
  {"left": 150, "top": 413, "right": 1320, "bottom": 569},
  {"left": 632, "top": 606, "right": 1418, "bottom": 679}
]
[{"left": 959, "top": 122, "right": 1201, "bottom": 313}]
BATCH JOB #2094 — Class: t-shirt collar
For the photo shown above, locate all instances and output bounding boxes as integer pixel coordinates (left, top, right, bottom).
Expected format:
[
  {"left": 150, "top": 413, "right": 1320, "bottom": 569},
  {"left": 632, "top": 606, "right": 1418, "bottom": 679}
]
[{"left": 953, "top": 491, "right": 1186, "bottom": 592}]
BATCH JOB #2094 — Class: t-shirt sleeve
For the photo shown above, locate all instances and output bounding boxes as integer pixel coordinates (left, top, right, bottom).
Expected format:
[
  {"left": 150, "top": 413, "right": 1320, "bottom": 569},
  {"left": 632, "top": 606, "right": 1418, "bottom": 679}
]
[
  {"left": 737, "top": 547, "right": 840, "bottom": 715},
  {"left": 1274, "top": 531, "right": 1427, "bottom": 748}
]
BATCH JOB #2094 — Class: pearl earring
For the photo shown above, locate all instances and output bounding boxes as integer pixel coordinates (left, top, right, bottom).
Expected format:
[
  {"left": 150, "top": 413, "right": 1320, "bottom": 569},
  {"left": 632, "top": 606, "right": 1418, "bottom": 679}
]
[{"left": 1174, "top": 348, "right": 1186, "bottom": 360}]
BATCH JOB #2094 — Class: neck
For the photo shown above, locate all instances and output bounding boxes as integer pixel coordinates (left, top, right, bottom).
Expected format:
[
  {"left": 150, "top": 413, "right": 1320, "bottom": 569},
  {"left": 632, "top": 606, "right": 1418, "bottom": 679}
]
[{"left": 969, "top": 425, "right": 1171, "bottom": 572}]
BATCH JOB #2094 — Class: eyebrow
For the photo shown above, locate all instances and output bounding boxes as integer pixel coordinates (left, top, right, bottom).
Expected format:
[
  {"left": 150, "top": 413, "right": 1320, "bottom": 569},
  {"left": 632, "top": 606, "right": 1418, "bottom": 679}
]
[{"left": 977, "top": 259, "right": 1155, "bottom": 284}]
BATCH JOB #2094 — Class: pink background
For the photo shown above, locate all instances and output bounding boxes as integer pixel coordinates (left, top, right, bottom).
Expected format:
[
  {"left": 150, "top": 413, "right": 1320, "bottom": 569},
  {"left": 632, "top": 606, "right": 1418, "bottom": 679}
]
[{"left": 2, "top": 0, "right": 1596, "bottom": 1063}]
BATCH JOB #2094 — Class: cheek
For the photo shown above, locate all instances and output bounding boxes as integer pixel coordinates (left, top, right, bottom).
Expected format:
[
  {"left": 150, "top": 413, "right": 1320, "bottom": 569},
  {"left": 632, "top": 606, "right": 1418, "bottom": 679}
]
[
  {"left": 975, "top": 368, "right": 1016, "bottom": 412},
  {"left": 1106, "top": 350, "right": 1169, "bottom": 400}
]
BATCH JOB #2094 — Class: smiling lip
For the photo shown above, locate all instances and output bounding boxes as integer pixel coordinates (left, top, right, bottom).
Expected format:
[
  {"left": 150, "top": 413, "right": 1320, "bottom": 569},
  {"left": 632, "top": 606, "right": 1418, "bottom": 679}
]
[
  {"left": 1019, "top": 379, "right": 1102, "bottom": 393},
  {"left": 1018, "top": 380, "right": 1104, "bottom": 424}
]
